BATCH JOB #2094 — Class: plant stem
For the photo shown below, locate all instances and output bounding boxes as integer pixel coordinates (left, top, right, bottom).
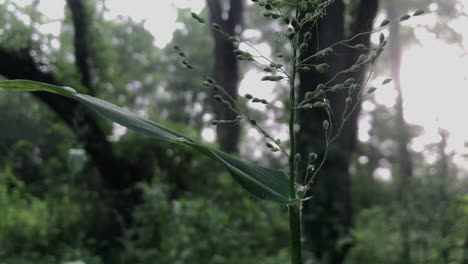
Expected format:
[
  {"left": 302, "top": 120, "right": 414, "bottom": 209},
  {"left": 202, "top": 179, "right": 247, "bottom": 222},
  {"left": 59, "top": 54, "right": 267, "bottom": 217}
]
[
  {"left": 289, "top": 203, "right": 302, "bottom": 264},
  {"left": 288, "top": 8, "right": 301, "bottom": 263}
]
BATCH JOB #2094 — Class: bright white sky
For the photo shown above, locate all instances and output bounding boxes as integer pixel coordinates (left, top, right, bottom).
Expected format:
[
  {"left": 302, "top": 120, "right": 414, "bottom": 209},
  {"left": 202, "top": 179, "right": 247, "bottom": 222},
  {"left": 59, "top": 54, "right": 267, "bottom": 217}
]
[{"left": 7, "top": 0, "right": 468, "bottom": 175}]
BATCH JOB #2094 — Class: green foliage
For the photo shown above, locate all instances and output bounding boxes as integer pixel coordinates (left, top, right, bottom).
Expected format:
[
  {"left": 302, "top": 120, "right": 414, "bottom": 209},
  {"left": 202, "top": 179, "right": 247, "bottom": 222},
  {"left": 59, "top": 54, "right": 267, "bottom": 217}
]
[
  {"left": 0, "top": 166, "right": 102, "bottom": 264},
  {"left": 119, "top": 178, "right": 289, "bottom": 264}
]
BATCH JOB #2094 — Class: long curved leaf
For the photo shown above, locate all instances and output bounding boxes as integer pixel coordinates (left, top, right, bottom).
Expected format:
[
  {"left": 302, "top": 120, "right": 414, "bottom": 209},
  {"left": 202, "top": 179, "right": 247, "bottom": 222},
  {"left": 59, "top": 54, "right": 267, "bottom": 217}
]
[{"left": 0, "top": 80, "right": 292, "bottom": 204}]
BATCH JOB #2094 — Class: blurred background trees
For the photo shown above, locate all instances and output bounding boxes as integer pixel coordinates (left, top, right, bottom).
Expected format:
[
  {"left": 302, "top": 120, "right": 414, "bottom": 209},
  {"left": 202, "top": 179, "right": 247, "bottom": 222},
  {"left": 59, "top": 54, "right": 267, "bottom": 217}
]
[{"left": 1, "top": 0, "right": 468, "bottom": 263}]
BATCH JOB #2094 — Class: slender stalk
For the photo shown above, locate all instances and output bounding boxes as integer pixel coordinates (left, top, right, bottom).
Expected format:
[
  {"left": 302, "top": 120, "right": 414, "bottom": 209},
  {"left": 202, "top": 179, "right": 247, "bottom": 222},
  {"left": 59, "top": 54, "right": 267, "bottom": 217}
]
[
  {"left": 288, "top": 8, "right": 302, "bottom": 264},
  {"left": 289, "top": 54, "right": 298, "bottom": 197},
  {"left": 289, "top": 203, "right": 302, "bottom": 264}
]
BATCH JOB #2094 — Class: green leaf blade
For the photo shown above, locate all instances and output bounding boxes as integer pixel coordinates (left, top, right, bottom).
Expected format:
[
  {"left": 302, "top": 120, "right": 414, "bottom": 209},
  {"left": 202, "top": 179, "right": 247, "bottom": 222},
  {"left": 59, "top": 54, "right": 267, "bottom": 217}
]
[{"left": 0, "top": 80, "right": 293, "bottom": 204}]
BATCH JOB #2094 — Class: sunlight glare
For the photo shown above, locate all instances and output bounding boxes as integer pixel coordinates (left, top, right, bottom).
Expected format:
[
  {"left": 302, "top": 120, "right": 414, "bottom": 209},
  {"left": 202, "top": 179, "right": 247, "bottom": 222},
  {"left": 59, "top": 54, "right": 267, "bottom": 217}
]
[
  {"left": 201, "top": 127, "right": 216, "bottom": 143},
  {"left": 106, "top": 0, "right": 205, "bottom": 48},
  {"left": 239, "top": 69, "right": 277, "bottom": 110}
]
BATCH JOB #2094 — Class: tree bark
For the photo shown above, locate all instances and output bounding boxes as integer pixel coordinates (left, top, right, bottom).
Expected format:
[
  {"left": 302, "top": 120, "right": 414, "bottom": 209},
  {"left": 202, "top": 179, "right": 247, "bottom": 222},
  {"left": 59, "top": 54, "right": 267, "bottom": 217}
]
[
  {"left": 298, "top": 1, "right": 378, "bottom": 263},
  {"left": 206, "top": 0, "right": 243, "bottom": 153},
  {"left": 66, "top": 0, "right": 94, "bottom": 93}
]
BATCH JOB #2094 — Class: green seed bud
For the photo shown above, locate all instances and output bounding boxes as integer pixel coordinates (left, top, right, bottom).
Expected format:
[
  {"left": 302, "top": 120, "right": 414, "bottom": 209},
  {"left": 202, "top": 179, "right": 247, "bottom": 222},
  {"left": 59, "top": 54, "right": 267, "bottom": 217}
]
[
  {"left": 344, "top": 78, "right": 355, "bottom": 86},
  {"left": 400, "top": 14, "right": 411, "bottom": 21},
  {"left": 302, "top": 104, "right": 313, "bottom": 109},
  {"left": 214, "top": 95, "right": 222, "bottom": 101},
  {"left": 191, "top": 12, "right": 205, "bottom": 23},
  {"left": 305, "top": 91, "right": 314, "bottom": 100},
  {"left": 330, "top": 84, "right": 342, "bottom": 92},
  {"left": 260, "top": 99, "right": 268, "bottom": 104},
  {"left": 380, "top": 19, "right": 390, "bottom": 27},
  {"left": 244, "top": 94, "right": 253, "bottom": 99},
  {"left": 315, "top": 63, "right": 329, "bottom": 73},
  {"left": 382, "top": 78, "right": 393, "bottom": 85},
  {"left": 346, "top": 97, "right": 352, "bottom": 105},
  {"left": 250, "top": 119, "right": 257, "bottom": 125},
  {"left": 262, "top": 75, "right": 284, "bottom": 81},
  {"left": 211, "top": 120, "right": 220, "bottom": 125},
  {"left": 271, "top": 13, "right": 281, "bottom": 19},
  {"left": 309, "top": 153, "right": 318, "bottom": 162},
  {"left": 354, "top": 44, "right": 366, "bottom": 50},
  {"left": 252, "top": 98, "right": 261, "bottom": 103},
  {"left": 413, "top": 10, "right": 425, "bottom": 16},
  {"left": 349, "top": 65, "right": 361, "bottom": 72},
  {"left": 379, "top": 33, "right": 385, "bottom": 44},
  {"left": 295, "top": 153, "right": 302, "bottom": 164},
  {"left": 263, "top": 66, "right": 273, "bottom": 72},
  {"left": 323, "top": 120, "right": 330, "bottom": 130},
  {"left": 307, "top": 165, "right": 315, "bottom": 174},
  {"left": 357, "top": 54, "right": 368, "bottom": 63},
  {"left": 316, "top": 90, "right": 325, "bottom": 98},
  {"left": 325, "top": 47, "right": 334, "bottom": 54},
  {"left": 367, "top": 87, "right": 377, "bottom": 94},
  {"left": 311, "top": 102, "right": 320, "bottom": 108},
  {"left": 266, "top": 142, "right": 274, "bottom": 148}
]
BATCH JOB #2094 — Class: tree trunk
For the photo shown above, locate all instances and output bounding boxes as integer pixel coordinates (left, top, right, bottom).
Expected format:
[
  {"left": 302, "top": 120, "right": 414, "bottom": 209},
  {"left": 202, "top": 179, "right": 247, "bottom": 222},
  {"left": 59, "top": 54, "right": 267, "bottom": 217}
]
[
  {"left": 207, "top": 0, "right": 243, "bottom": 153},
  {"left": 66, "top": 0, "right": 94, "bottom": 93},
  {"left": 298, "top": 1, "right": 378, "bottom": 263}
]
